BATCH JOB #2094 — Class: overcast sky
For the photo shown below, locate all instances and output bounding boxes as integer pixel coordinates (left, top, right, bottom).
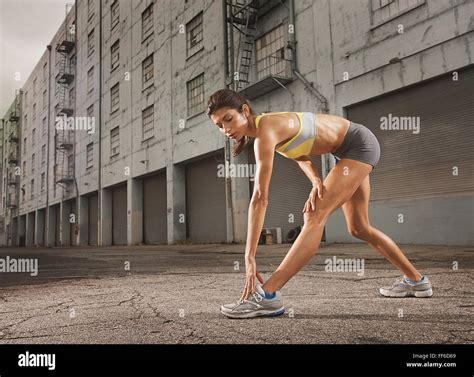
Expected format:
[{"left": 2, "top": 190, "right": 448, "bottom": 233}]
[{"left": 0, "top": 0, "right": 72, "bottom": 116}]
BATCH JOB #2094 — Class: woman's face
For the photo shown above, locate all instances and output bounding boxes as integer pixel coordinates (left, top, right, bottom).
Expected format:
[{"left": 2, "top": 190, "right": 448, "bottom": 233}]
[{"left": 210, "top": 106, "right": 249, "bottom": 141}]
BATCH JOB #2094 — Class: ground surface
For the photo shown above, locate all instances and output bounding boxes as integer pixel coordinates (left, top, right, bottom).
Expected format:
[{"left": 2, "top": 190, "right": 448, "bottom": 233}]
[{"left": 0, "top": 242, "right": 472, "bottom": 344}]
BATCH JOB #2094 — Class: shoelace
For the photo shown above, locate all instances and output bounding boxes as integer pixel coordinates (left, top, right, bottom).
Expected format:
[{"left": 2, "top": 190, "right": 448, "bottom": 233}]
[
  {"left": 237, "top": 292, "right": 264, "bottom": 305},
  {"left": 391, "top": 277, "right": 406, "bottom": 288},
  {"left": 252, "top": 292, "right": 263, "bottom": 303}
]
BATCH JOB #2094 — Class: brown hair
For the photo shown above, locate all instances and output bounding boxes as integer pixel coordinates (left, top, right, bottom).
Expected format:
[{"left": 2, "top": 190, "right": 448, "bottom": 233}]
[{"left": 206, "top": 88, "right": 255, "bottom": 157}]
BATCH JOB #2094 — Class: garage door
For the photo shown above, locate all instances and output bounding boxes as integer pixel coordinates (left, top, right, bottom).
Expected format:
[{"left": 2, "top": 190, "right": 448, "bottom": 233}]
[
  {"left": 346, "top": 66, "right": 474, "bottom": 201},
  {"left": 248, "top": 148, "right": 323, "bottom": 243},
  {"left": 112, "top": 185, "right": 127, "bottom": 245},
  {"left": 68, "top": 199, "right": 77, "bottom": 246},
  {"left": 143, "top": 173, "right": 167, "bottom": 244},
  {"left": 185, "top": 151, "right": 227, "bottom": 242},
  {"left": 88, "top": 193, "right": 98, "bottom": 246},
  {"left": 53, "top": 205, "right": 60, "bottom": 246}
]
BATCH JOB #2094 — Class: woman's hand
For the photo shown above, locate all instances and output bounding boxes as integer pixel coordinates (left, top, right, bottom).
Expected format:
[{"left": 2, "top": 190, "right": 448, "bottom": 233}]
[
  {"left": 303, "top": 179, "right": 323, "bottom": 213},
  {"left": 240, "top": 256, "right": 265, "bottom": 302}
]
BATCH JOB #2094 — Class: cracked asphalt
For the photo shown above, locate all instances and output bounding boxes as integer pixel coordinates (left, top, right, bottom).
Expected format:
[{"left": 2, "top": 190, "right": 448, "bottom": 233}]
[{"left": 0, "top": 242, "right": 472, "bottom": 344}]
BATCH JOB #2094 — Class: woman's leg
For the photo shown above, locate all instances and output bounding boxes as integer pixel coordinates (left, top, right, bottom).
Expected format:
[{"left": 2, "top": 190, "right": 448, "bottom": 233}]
[
  {"left": 262, "top": 159, "right": 373, "bottom": 293},
  {"left": 341, "top": 175, "right": 422, "bottom": 281}
]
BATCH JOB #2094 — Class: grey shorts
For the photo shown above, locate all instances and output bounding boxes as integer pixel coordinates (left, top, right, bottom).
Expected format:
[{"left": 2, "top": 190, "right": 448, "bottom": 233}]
[{"left": 332, "top": 122, "right": 381, "bottom": 170}]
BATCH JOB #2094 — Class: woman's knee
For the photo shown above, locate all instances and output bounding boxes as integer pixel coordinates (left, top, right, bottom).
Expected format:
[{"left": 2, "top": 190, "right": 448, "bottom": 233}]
[
  {"left": 347, "top": 225, "right": 372, "bottom": 239},
  {"left": 304, "top": 209, "right": 328, "bottom": 227}
]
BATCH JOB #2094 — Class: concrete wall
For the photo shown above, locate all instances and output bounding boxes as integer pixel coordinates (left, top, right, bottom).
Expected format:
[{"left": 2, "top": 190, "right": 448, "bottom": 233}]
[{"left": 1, "top": 0, "right": 472, "bottom": 247}]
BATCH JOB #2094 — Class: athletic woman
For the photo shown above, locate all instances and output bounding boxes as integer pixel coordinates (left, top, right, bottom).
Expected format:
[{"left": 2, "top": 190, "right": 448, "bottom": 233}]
[{"left": 206, "top": 89, "right": 433, "bottom": 319}]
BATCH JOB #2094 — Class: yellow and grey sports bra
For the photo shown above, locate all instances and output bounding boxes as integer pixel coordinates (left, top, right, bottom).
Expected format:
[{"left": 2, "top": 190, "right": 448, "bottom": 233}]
[{"left": 255, "top": 112, "right": 317, "bottom": 159}]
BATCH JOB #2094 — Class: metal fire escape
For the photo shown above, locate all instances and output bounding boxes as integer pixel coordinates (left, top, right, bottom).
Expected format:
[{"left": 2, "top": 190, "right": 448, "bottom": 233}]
[
  {"left": 54, "top": 3, "right": 75, "bottom": 188},
  {"left": 5, "top": 90, "right": 22, "bottom": 246},
  {"left": 226, "top": 0, "right": 294, "bottom": 98}
]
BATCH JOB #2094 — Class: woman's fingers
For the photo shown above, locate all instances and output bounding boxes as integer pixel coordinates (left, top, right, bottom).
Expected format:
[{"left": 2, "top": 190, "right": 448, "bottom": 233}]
[{"left": 302, "top": 199, "right": 308, "bottom": 213}]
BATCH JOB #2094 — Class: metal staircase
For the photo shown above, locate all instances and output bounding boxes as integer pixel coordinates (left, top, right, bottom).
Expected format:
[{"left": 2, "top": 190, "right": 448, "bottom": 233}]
[
  {"left": 6, "top": 90, "right": 21, "bottom": 210},
  {"left": 54, "top": 3, "right": 75, "bottom": 188},
  {"left": 229, "top": 0, "right": 259, "bottom": 91},
  {"left": 225, "top": 0, "right": 294, "bottom": 99}
]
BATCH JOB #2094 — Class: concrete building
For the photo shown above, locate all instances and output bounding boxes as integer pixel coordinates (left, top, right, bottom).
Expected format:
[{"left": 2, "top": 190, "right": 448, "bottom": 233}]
[{"left": 1, "top": 0, "right": 473, "bottom": 248}]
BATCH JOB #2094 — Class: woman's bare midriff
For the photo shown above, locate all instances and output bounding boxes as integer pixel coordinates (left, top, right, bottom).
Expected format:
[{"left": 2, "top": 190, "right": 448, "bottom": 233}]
[
  {"left": 310, "top": 113, "right": 350, "bottom": 155},
  {"left": 263, "top": 113, "right": 350, "bottom": 156}
]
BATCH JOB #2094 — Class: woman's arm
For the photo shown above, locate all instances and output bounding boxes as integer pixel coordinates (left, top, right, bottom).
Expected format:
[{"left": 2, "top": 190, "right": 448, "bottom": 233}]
[
  {"left": 294, "top": 155, "right": 324, "bottom": 211},
  {"left": 294, "top": 155, "right": 321, "bottom": 186},
  {"left": 245, "top": 134, "right": 277, "bottom": 259}
]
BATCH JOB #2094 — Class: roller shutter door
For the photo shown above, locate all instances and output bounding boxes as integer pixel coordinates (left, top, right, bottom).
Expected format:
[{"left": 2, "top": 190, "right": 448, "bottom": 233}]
[
  {"left": 69, "top": 199, "right": 77, "bottom": 246},
  {"left": 248, "top": 148, "right": 323, "bottom": 243},
  {"left": 185, "top": 151, "right": 227, "bottom": 242},
  {"left": 88, "top": 193, "right": 98, "bottom": 246},
  {"left": 143, "top": 173, "right": 167, "bottom": 244},
  {"left": 54, "top": 205, "right": 60, "bottom": 246},
  {"left": 112, "top": 185, "right": 127, "bottom": 245},
  {"left": 346, "top": 66, "right": 474, "bottom": 201}
]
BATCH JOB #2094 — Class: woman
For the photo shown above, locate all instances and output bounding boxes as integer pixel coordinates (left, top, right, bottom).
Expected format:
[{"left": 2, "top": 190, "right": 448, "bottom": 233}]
[{"left": 206, "top": 88, "right": 433, "bottom": 319}]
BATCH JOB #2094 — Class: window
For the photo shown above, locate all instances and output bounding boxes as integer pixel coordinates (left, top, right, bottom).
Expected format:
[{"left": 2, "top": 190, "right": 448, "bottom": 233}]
[
  {"left": 67, "top": 155, "right": 74, "bottom": 177},
  {"left": 22, "top": 161, "right": 26, "bottom": 178},
  {"left": 111, "top": 0, "right": 119, "bottom": 30},
  {"left": 32, "top": 128, "right": 36, "bottom": 147},
  {"left": 42, "top": 90, "right": 47, "bottom": 109},
  {"left": 256, "top": 24, "right": 286, "bottom": 80},
  {"left": 371, "top": 0, "right": 425, "bottom": 25},
  {"left": 43, "top": 62, "right": 48, "bottom": 81},
  {"left": 87, "top": 66, "right": 94, "bottom": 93},
  {"left": 88, "top": 29, "right": 95, "bottom": 56},
  {"left": 41, "top": 145, "right": 46, "bottom": 166},
  {"left": 41, "top": 173, "right": 45, "bottom": 192},
  {"left": 88, "top": 0, "right": 94, "bottom": 20},
  {"left": 111, "top": 40, "right": 120, "bottom": 71},
  {"left": 24, "top": 115, "right": 27, "bottom": 129},
  {"left": 86, "top": 143, "right": 94, "bottom": 168},
  {"left": 110, "top": 83, "right": 120, "bottom": 113},
  {"left": 142, "top": 106, "right": 154, "bottom": 141},
  {"left": 87, "top": 104, "right": 94, "bottom": 122},
  {"left": 69, "top": 54, "right": 76, "bottom": 72},
  {"left": 22, "top": 185, "right": 26, "bottom": 202},
  {"left": 110, "top": 126, "right": 119, "bottom": 156},
  {"left": 69, "top": 87, "right": 75, "bottom": 107},
  {"left": 186, "top": 12, "right": 203, "bottom": 57},
  {"left": 33, "top": 78, "right": 37, "bottom": 94},
  {"left": 142, "top": 4, "right": 154, "bottom": 41},
  {"left": 142, "top": 54, "right": 154, "bottom": 88},
  {"left": 24, "top": 91, "right": 28, "bottom": 105},
  {"left": 42, "top": 117, "right": 47, "bottom": 136},
  {"left": 30, "top": 179, "right": 34, "bottom": 198},
  {"left": 31, "top": 154, "right": 35, "bottom": 174},
  {"left": 33, "top": 103, "right": 36, "bottom": 121},
  {"left": 55, "top": 74, "right": 60, "bottom": 96},
  {"left": 87, "top": 104, "right": 94, "bottom": 134},
  {"left": 186, "top": 73, "right": 205, "bottom": 116},
  {"left": 23, "top": 138, "right": 27, "bottom": 155}
]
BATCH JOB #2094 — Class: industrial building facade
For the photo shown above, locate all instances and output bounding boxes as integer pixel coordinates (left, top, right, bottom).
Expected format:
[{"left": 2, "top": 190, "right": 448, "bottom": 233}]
[{"left": 0, "top": 0, "right": 473, "bottom": 248}]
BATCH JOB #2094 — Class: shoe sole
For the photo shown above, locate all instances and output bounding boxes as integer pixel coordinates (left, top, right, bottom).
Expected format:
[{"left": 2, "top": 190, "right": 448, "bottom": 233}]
[
  {"left": 379, "top": 287, "right": 433, "bottom": 298},
  {"left": 220, "top": 307, "right": 285, "bottom": 319}
]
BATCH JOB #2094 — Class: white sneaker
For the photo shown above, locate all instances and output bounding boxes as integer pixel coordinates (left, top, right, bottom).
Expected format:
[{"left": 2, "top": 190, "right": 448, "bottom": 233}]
[
  {"left": 220, "top": 284, "right": 285, "bottom": 319},
  {"left": 379, "top": 275, "right": 433, "bottom": 298}
]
